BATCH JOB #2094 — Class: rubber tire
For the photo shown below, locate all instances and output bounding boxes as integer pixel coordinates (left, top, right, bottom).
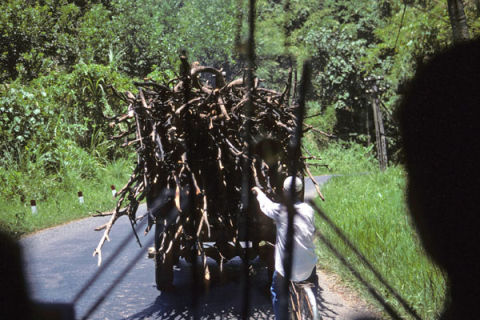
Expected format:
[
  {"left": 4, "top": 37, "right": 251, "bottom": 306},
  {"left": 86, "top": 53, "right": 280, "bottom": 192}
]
[{"left": 154, "top": 220, "right": 174, "bottom": 291}]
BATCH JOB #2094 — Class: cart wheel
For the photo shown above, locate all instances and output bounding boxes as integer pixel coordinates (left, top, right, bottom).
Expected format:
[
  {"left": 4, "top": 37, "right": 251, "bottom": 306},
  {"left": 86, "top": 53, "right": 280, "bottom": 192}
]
[
  {"left": 154, "top": 218, "right": 174, "bottom": 291},
  {"left": 259, "top": 241, "right": 275, "bottom": 283},
  {"left": 155, "top": 249, "right": 173, "bottom": 290},
  {"left": 172, "top": 239, "right": 181, "bottom": 265},
  {"left": 267, "top": 259, "right": 274, "bottom": 283}
]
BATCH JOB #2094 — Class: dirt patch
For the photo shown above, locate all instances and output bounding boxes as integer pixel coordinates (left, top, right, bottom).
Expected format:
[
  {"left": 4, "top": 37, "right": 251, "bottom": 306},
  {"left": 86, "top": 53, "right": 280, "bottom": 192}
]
[{"left": 316, "top": 267, "right": 385, "bottom": 319}]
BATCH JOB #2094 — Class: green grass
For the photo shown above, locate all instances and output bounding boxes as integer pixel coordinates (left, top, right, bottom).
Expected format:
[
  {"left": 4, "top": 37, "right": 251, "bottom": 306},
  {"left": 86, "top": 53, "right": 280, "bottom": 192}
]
[
  {"left": 314, "top": 166, "right": 447, "bottom": 319},
  {"left": 0, "top": 157, "right": 133, "bottom": 238},
  {"left": 303, "top": 138, "right": 379, "bottom": 175}
]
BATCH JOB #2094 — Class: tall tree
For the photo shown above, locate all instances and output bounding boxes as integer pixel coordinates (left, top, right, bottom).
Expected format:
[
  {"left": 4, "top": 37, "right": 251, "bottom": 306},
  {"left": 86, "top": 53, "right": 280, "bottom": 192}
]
[{"left": 447, "top": 0, "right": 470, "bottom": 43}]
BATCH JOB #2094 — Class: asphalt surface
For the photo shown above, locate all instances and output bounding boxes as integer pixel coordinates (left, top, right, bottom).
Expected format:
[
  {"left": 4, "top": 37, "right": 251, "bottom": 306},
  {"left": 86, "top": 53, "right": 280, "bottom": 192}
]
[{"left": 19, "top": 176, "right": 333, "bottom": 320}]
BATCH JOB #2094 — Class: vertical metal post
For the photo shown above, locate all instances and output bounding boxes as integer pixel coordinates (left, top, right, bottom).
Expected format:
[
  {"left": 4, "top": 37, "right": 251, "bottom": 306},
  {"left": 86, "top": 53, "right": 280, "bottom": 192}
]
[
  {"left": 282, "top": 60, "right": 311, "bottom": 318},
  {"left": 241, "top": 0, "right": 256, "bottom": 318},
  {"left": 179, "top": 51, "right": 201, "bottom": 319}
]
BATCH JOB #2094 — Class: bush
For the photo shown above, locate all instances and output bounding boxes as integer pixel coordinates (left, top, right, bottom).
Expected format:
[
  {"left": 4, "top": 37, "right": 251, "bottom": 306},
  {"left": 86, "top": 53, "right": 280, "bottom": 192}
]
[{"left": 1, "top": 61, "right": 136, "bottom": 166}]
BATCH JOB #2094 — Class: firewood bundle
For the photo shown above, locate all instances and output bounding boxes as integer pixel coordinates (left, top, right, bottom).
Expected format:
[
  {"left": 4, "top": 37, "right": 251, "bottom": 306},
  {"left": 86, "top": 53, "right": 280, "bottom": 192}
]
[{"left": 92, "top": 57, "right": 326, "bottom": 266}]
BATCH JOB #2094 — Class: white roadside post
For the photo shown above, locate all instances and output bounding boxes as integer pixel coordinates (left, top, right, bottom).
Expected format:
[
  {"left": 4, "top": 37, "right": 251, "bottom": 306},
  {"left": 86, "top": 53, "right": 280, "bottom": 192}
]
[
  {"left": 31, "top": 199, "right": 38, "bottom": 214},
  {"left": 78, "top": 191, "right": 84, "bottom": 204}
]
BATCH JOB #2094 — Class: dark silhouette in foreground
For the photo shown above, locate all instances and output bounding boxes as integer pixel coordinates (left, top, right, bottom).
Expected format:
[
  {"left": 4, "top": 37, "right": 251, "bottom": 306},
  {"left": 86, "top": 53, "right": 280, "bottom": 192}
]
[
  {"left": 0, "top": 230, "right": 34, "bottom": 320},
  {"left": 399, "top": 38, "right": 480, "bottom": 319},
  {"left": 0, "top": 230, "right": 75, "bottom": 320}
]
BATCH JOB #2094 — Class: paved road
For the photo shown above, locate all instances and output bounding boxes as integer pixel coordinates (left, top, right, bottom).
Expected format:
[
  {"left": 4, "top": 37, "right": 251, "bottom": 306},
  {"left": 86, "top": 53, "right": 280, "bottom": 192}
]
[
  {"left": 304, "top": 175, "right": 333, "bottom": 200},
  {"left": 20, "top": 176, "right": 333, "bottom": 320}
]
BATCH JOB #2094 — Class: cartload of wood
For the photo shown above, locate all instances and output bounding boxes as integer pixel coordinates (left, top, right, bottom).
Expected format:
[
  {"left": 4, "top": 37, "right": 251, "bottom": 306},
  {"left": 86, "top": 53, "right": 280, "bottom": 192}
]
[{"left": 92, "top": 56, "right": 328, "bottom": 285}]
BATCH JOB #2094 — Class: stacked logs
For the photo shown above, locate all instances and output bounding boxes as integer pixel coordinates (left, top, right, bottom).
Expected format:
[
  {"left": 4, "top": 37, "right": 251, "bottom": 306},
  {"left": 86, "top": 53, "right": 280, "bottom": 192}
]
[{"left": 92, "top": 57, "right": 326, "bottom": 270}]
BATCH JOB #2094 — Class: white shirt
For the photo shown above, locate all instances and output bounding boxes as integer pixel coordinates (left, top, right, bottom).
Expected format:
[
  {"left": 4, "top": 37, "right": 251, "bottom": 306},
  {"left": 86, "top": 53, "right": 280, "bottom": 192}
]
[{"left": 256, "top": 192, "right": 317, "bottom": 281}]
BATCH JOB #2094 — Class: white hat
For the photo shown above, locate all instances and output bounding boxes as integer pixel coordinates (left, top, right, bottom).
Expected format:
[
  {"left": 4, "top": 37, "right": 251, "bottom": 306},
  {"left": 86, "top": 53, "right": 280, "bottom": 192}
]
[{"left": 283, "top": 176, "right": 303, "bottom": 193}]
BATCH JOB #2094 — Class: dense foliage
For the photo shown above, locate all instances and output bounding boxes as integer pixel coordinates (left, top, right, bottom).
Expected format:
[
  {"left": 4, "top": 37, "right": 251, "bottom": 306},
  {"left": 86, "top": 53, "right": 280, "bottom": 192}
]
[
  {"left": 255, "top": 0, "right": 480, "bottom": 157},
  {"left": 2, "top": 0, "right": 480, "bottom": 212}
]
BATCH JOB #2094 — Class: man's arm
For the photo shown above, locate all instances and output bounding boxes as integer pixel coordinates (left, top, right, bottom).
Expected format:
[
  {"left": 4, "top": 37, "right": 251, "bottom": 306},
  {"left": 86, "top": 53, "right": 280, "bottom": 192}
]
[{"left": 252, "top": 187, "right": 281, "bottom": 219}]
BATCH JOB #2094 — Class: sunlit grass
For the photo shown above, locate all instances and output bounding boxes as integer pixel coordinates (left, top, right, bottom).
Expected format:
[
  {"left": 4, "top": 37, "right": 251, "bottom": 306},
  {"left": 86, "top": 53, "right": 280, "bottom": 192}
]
[
  {"left": 314, "top": 166, "right": 446, "bottom": 319},
  {"left": 303, "top": 137, "right": 378, "bottom": 175},
  {"left": 0, "top": 158, "right": 133, "bottom": 238}
]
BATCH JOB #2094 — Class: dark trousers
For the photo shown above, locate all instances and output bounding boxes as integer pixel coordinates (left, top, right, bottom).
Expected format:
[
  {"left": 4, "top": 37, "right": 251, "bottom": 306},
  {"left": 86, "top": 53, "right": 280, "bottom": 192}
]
[{"left": 270, "top": 267, "right": 318, "bottom": 320}]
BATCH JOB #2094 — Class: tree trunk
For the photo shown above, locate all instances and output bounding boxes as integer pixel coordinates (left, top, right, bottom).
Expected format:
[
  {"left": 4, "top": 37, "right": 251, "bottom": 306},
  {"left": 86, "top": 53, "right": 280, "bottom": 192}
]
[
  {"left": 365, "top": 77, "right": 388, "bottom": 171},
  {"left": 372, "top": 94, "right": 388, "bottom": 171},
  {"left": 447, "top": 0, "right": 470, "bottom": 43}
]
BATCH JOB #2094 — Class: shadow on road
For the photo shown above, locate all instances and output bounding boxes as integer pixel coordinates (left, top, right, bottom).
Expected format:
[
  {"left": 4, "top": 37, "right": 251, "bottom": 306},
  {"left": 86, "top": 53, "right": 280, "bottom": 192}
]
[
  {"left": 123, "top": 255, "right": 374, "bottom": 320},
  {"left": 124, "top": 257, "right": 275, "bottom": 320}
]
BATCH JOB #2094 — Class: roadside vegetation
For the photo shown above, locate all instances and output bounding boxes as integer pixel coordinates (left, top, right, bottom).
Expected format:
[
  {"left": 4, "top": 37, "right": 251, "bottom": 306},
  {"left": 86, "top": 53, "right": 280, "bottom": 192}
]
[
  {"left": 0, "top": 0, "right": 467, "bottom": 315},
  {"left": 0, "top": 153, "right": 133, "bottom": 237},
  {"left": 302, "top": 134, "right": 446, "bottom": 319},
  {"left": 314, "top": 163, "right": 447, "bottom": 319}
]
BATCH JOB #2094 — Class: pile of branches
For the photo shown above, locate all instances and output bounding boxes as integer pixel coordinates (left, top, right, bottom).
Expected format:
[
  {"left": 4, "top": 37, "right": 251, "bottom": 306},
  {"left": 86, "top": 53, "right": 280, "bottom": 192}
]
[{"left": 92, "top": 56, "right": 327, "bottom": 266}]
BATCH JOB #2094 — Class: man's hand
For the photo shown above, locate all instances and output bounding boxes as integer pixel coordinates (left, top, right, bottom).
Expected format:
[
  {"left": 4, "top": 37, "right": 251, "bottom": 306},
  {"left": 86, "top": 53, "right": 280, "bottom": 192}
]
[{"left": 251, "top": 186, "right": 262, "bottom": 196}]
